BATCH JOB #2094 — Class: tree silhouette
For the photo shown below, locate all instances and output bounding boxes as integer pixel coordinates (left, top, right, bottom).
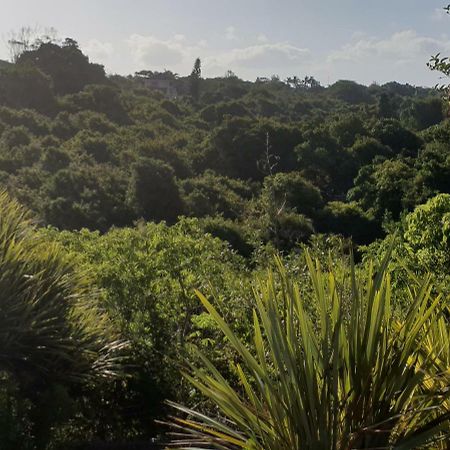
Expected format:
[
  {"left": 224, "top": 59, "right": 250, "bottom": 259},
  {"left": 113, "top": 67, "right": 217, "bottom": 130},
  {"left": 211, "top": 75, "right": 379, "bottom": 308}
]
[{"left": 189, "top": 57, "right": 202, "bottom": 102}]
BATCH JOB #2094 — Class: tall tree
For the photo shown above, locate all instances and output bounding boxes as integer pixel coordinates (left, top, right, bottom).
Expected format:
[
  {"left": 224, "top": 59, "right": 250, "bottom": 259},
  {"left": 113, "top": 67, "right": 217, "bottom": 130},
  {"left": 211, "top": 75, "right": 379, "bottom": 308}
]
[
  {"left": 190, "top": 57, "right": 202, "bottom": 102},
  {"left": 17, "top": 38, "right": 107, "bottom": 95}
]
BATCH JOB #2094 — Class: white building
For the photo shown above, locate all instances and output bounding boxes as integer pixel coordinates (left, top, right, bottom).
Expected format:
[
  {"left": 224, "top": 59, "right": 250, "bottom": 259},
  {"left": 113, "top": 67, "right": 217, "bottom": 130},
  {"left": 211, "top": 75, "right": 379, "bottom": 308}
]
[{"left": 141, "top": 78, "right": 178, "bottom": 99}]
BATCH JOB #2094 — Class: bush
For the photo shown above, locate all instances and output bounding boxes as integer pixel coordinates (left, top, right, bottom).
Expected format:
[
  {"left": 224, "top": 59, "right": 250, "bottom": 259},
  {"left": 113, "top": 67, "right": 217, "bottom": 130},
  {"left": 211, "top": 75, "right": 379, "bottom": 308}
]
[
  {"left": 0, "top": 191, "right": 124, "bottom": 449},
  {"left": 403, "top": 193, "right": 450, "bottom": 271},
  {"left": 200, "top": 216, "right": 254, "bottom": 258},
  {"left": 318, "top": 201, "right": 381, "bottom": 244},
  {"left": 127, "top": 157, "right": 184, "bottom": 223},
  {"left": 0, "top": 65, "right": 56, "bottom": 114},
  {"left": 44, "top": 219, "right": 252, "bottom": 436},
  {"left": 166, "top": 252, "right": 449, "bottom": 449},
  {"left": 180, "top": 171, "right": 253, "bottom": 220},
  {"left": 262, "top": 171, "right": 323, "bottom": 218},
  {"left": 265, "top": 212, "right": 314, "bottom": 251}
]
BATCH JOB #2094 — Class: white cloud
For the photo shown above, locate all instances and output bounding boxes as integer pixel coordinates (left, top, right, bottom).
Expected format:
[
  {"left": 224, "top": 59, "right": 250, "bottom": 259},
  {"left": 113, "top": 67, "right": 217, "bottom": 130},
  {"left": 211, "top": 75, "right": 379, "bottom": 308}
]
[
  {"left": 124, "top": 32, "right": 310, "bottom": 78},
  {"left": 114, "top": 29, "right": 446, "bottom": 86},
  {"left": 317, "top": 30, "right": 450, "bottom": 86},
  {"left": 125, "top": 33, "right": 208, "bottom": 73},
  {"left": 173, "top": 34, "right": 186, "bottom": 42},
  {"left": 328, "top": 30, "right": 450, "bottom": 65},
  {"left": 257, "top": 33, "right": 269, "bottom": 43},
  {"left": 350, "top": 31, "right": 367, "bottom": 41},
  {"left": 127, "top": 34, "right": 189, "bottom": 68},
  {"left": 209, "top": 42, "right": 310, "bottom": 72},
  {"left": 225, "top": 26, "right": 237, "bottom": 41},
  {"left": 82, "top": 39, "right": 114, "bottom": 61}
]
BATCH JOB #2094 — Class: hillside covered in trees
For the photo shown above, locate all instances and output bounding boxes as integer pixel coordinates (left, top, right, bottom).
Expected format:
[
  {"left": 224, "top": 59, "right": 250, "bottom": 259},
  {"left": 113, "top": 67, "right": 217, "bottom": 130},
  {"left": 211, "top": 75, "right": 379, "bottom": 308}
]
[
  {"left": 2, "top": 33, "right": 450, "bottom": 450},
  {"left": 0, "top": 37, "right": 448, "bottom": 251}
]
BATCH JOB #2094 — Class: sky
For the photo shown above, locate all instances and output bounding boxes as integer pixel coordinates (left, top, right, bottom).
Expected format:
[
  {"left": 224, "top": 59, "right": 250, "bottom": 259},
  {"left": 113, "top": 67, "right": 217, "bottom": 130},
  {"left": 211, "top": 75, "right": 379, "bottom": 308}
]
[{"left": 1, "top": 0, "right": 450, "bottom": 86}]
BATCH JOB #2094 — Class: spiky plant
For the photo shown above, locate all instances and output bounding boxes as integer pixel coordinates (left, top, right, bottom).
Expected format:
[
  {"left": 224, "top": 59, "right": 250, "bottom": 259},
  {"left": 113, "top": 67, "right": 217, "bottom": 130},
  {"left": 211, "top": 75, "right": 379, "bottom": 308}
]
[
  {"left": 165, "top": 251, "right": 450, "bottom": 449},
  {"left": 416, "top": 310, "right": 450, "bottom": 450},
  {"left": 0, "top": 190, "right": 125, "bottom": 386}
]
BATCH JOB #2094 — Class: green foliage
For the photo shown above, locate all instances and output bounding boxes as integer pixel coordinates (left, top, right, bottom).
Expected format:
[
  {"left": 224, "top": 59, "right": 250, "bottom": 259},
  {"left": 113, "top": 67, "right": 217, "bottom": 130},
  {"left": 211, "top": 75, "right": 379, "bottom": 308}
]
[
  {"left": 190, "top": 57, "right": 202, "bottom": 102},
  {"left": 266, "top": 212, "right": 314, "bottom": 251},
  {"left": 41, "top": 147, "right": 71, "bottom": 172},
  {"left": 371, "top": 119, "right": 423, "bottom": 156},
  {"left": 0, "top": 374, "right": 34, "bottom": 450},
  {"left": 348, "top": 137, "right": 392, "bottom": 166},
  {"left": 17, "top": 38, "right": 107, "bottom": 95},
  {"left": 404, "top": 193, "right": 450, "bottom": 270},
  {"left": 0, "top": 107, "right": 50, "bottom": 135},
  {"left": 1, "top": 124, "right": 31, "bottom": 147},
  {"left": 317, "top": 201, "right": 381, "bottom": 244},
  {"left": 261, "top": 171, "right": 323, "bottom": 218},
  {"left": 0, "top": 65, "right": 56, "bottom": 113},
  {"left": 0, "top": 37, "right": 444, "bottom": 247},
  {"left": 377, "top": 92, "right": 400, "bottom": 119},
  {"left": 43, "top": 219, "right": 252, "bottom": 435},
  {"left": 362, "top": 194, "right": 450, "bottom": 299},
  {"left": 205, "top": 117, "right": 301, "bottom": 180},
  {"left": 348, "top": 158, "right": 421, "bottom": 220},
  {"left": 0, "top": 191, "right": 125, "bottom": 449},
  {"left": 41, "top": 164, "right": 132, "bottom": 231},
  {"left": 296, "top": 126, "right": 355, "bottom": 198},
  {"left": 166, "top": 253, "right": 450, "bottom": 449},
  {"left": 199, "top": 216, "right": 254, "bottom": 258},
  {"left": 328, "top": 80, "right": 373, "bottom": 104},
  {"left": 60, "top": 84, "right": 130, "bottom": 125},
  {"left": 400, "top": 97, "right": 444, "bottom": 130},
  {"left": 0, "top": 191, "right": 119, "bottom": 382},
  {"left": 180, "top": 170, "right": 254, "bottom": 219},
  {"left": 127, "top": 157, "right": 184, "bottom": 223},
  {"left": 329, "top": 113, "right": 366, "bottom": 147},
  {"left": 0, "top": 24, "right": 449, "bottom": 450},
  {"left": 415, "top": 141, "right": 450, "bottom": 194}
]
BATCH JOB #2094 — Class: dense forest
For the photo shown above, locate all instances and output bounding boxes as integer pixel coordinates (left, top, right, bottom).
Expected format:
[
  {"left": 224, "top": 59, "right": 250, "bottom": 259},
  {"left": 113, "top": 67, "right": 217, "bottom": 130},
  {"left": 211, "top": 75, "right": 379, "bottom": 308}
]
[{"left": 2, "top": 30, "right": 450, "bottom": 449}]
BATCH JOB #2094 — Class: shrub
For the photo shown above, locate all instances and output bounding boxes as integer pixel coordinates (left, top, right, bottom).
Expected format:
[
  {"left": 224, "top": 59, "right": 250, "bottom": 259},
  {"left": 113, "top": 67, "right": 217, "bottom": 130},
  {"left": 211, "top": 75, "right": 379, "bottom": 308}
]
[
  {"left": 166, "top": 251, "right": 450, "bottom": 449},
  {"left": 0, "top": 191, "right": 125, "bottom": 448}
]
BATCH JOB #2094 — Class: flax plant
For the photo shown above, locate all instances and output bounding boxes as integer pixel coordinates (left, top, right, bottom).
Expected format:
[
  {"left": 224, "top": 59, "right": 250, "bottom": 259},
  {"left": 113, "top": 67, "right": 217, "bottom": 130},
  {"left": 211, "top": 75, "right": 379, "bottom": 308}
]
[
  {"left": 165, "top": 251, "right": 450, "bottom": 449},
  {"left": 417, "top": 311, "right": 450, "bottom": 450},
  {"left": 0, "top": 190, "right": 125, "bottom": 384}
]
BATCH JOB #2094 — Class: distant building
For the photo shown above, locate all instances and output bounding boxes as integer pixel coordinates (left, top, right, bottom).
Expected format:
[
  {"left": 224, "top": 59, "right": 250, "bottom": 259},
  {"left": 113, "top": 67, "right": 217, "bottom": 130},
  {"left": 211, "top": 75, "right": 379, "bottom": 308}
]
[{"left": 140, "top": 77, "right": 178, "bottom": 99}]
